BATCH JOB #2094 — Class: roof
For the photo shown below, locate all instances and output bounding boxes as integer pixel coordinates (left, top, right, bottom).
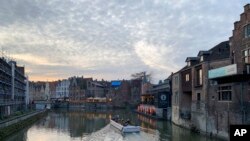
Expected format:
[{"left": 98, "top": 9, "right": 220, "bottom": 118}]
[
  {"left": 111, "top": 81, "right": 121, "bottom": 87},
  {"left": 197, "top": 51, "right": 211, "bottom": 56},
  {"left": 185, "top": 57, "right": 199, "bottom": 62}
]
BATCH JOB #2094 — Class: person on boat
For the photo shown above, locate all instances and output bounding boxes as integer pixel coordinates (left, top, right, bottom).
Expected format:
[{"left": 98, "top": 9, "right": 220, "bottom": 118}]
[
  {"left": 112, "top": 115, "right": 120, "bottom": 122},
  {"left": 124, "top": 119, "right": 131, "bottom": 126}
]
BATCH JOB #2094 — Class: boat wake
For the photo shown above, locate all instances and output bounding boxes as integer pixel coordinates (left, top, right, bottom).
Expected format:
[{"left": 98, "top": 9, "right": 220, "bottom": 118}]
[{"left": 81, "top": 124, "right": 159, "bottom": 141}]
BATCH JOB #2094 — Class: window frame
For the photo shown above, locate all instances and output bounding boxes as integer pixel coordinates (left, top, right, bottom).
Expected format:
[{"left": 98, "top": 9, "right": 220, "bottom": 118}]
[
  {"left": 242, "top": 48, "right": 250, "bottom": 64},
  {"left": 185, "top": 74, "right": 190, "bottom": 82},
  {"left": 218, "top": 85, "right": 232, "bottom": 101},
  {"left": 244, "top": 24, "right": 250, "bottom": 38}
]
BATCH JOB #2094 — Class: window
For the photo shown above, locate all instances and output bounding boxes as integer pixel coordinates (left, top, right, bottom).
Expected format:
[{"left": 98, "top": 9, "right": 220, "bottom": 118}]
[
  {"left": 197, "top": 93, "right": 201, "bottom": 101},
  {"left": 174, "top": 76, "right": 179, "bottom": 85},
  {"left": 244, "top": 24, "right": 250, "bottom": 38},
  {"left": 185, "top": 74, "right": 190, "bottom": 82},
  {"left": 218, "top": 86, "right": 232, "bottom": 101},
  {"left": 187, "top": 61, "right": 191, "bottom": 66},
  {"left": 196, "top": 68, "right": 202, "bottom": 86},
  {"left": 175, "top": 91, "right": 179, "bottom": 104},
  {"left": 200, "top": 56, "right": 204, "bottom": 62},
  {"left": 243, "top": 48, "right": 250, "bottom": 63}
]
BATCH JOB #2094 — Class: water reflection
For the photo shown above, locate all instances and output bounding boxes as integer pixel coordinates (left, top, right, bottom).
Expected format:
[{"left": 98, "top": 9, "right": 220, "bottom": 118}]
[{"left": 4, "top": 109, "right": 222, "bottom": 141}]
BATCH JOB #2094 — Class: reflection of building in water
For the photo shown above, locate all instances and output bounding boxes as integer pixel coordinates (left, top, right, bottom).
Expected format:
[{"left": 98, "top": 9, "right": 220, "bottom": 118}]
[
  {"left": 39, "top": 110, "right": 111, "bottom": 138},
  {"left": 137, "top": 114, "right": 157, "bottom": 129},
  {"left": 138, "top": 77, "right": 172, "bottom": 119}
]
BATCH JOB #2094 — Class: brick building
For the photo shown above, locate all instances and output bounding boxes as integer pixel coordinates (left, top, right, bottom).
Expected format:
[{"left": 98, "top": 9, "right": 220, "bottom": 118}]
[
  {"left": 172, "top": 41, "right": 231, "bottom": 138},
  {"left": 107, "top": 79, "right": 141, "bottom": 108},
  {"left": 206, "top": 4, "right": 250, "bottom": 138},
  {"left": 172, "top": 4, "right": 250, "bottom": 139}
]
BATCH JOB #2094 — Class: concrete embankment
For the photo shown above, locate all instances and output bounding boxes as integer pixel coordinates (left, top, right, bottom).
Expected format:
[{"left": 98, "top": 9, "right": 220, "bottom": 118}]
[{"left": 0, "top": 110, "right": 47, "bottom": 140}]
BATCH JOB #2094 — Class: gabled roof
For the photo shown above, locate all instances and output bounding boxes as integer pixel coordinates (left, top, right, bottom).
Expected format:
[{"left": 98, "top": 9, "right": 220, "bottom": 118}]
[
  {"left": 185, "top": 57, "right": 199, "bottom": 62},
  {"left": 197, "top": 50, "right": 211, "bottom": 56}
]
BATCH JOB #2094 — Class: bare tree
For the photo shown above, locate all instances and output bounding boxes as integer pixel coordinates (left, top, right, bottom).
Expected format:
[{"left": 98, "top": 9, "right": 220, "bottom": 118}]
[{"left": 131, "top": 71, "right": 152, "bottom": 83}]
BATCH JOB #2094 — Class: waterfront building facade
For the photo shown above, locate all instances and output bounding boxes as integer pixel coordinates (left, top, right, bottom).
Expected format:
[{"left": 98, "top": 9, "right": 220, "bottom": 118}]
[
  {"left": 29, "top": 82, "right": 46, "bottom": 101},
  {"left": 107, "top": 80, "right": 130, "bottom": 108},
  {"left": 0, "top": 58, "right": 27, "bottom": 117},
  {"left": 206, "top": 4, "right": 250, "bottom": 137},
  {"left": 138, "top": 78, "right": 172, "bottom": 119},
  {"left": 87, "top": 81, "right": 105, "bottom": 98},
  {"left": 172, "top": 41, "right": 231, "bottom": 138},
  {"left": 56, "top": 79, "right": 70, "bottom": 100},
  {"left": 69, "top": 77, "right": 87, "bottom": 102}
]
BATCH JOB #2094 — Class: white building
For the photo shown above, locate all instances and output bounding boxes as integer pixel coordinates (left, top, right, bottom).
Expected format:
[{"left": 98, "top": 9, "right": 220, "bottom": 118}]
[{"left": 56, "top": 79, "right": 70, "bottom": 99}]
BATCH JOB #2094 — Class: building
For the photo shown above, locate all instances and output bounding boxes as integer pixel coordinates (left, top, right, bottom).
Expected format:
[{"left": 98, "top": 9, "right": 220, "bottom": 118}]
[
  {"left": 206, "top": 4, "right": 250, "bottom": 138},
  {"left": 29, "top": 81, "right": 46, "bottom": 101},
  {"left": 172, "top": 41, "right": 231, "bottom": 138},
  {"left": 86, "top": 79, "right": 106, "bottom": 98},
  {"left": 138, "top": 78, "right": 172, "bottom": 119},
  {"left": 129, "top": 79, "right": 142, "bottom": 107},
  {"left": 107, "top": 80, "right": 130, "bottom": 108},
  {"left": 49, "top": 81, "right": 58, "bottom": 100},
  {"left": 68, "top": 76, "right": 88, "bottom": 102},
  {"left": 56, "top": 79, "right": 70, "bottom": 100},
  {"left": 0, "top": 58, "right": 27, "bottom": 117}
]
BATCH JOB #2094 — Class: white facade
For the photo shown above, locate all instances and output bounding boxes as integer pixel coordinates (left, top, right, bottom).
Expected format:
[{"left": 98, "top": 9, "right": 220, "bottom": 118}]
[{"left": 56, "top": 79, "right": 70, "bottom": 99}]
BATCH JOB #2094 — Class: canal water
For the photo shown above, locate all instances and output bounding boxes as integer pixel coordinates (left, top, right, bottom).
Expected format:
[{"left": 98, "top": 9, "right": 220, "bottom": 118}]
[{"left": 4, "top": 109, "right": 222, "bottom": 141}]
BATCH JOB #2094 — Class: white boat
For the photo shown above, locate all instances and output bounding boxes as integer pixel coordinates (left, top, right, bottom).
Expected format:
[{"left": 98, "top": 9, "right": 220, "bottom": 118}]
[{"left": 110, "top": 119, "right": 140, "bottom": 133}]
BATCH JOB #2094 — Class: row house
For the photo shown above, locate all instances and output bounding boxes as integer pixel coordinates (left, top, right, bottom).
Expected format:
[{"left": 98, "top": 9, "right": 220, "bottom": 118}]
[
  {"left": 207, "top": 4, "right": 250, "bottom": 138},
  {"left": 172, "top": 41, "right": 231, "bottom": 138},
  {"left": 107, "top": 80, "right": 130, "bottom": 108},
  {"left": 172, "top": 4, "right": 250, "bottom": 139},
  {"left": 29, "top": 81, "right": 46, "bottom": 101},
  {"left": 56, "top": 79, "right": 70, "bottom": 100},
  {"left": 0, "top": 59, "right": 28, "bottom": 117},
  {"left": 49, "top": 81, "right": 58, "bottom": 100},
  {"left": 107, "top": 79, "right": 142, "bottom": 108},
  {"left": 86, "top": 79, "right": 106, "bottom": 98},
  {"left": 68, "top": 77, "right": 89, "bottom": 102}
]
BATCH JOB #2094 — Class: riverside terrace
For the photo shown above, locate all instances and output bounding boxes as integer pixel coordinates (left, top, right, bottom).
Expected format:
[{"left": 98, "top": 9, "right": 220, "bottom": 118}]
[{"left": 137, "top": 78, "right": 171, "bottom": 120}]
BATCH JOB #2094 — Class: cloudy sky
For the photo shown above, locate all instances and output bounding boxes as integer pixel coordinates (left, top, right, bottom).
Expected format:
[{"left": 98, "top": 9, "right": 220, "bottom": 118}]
[{"left": 0, "top": 0, "right": 248, "bottom": 83}]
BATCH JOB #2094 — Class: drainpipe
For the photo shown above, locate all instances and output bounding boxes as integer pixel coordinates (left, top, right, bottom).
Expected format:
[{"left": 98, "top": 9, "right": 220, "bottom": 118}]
[
  {"left": 205, "top": 62, "right": 209, "bottom": 135},
  {"left": 241, "top": 82, "right": 244, "bottom": 124}
]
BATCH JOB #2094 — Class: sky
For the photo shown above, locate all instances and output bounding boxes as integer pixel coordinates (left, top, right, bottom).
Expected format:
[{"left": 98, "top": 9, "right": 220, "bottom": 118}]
[{"left": 0, "top": 0, "right": 248, "bottom": 83}]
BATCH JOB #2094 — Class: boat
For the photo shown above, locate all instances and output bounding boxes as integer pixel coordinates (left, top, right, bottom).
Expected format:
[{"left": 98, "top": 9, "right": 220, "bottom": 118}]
[{"left": 110, "top": 119, "right": 140, "bottom": 133}]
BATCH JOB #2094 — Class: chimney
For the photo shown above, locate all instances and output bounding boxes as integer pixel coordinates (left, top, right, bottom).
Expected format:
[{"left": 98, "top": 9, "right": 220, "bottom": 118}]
[
  {"left": 234, "top": 21, "right": 240, "bottom": 29},
  {"left": 244, "top": 4, "right": 250, "bottom": 12}
]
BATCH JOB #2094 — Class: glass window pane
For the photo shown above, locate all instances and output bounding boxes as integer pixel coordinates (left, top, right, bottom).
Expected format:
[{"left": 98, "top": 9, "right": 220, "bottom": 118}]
[
  {"left": 245, "top": 57, "right": 248, "bottom": 63},
  {"left": 245, "top": 50, "right": 248, "bottom": 56}
]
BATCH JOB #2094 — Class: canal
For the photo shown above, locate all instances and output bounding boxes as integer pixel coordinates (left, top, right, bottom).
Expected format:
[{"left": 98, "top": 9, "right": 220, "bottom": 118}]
[{"left": 4, "top": 109, "right": 222, "bottom": 141}]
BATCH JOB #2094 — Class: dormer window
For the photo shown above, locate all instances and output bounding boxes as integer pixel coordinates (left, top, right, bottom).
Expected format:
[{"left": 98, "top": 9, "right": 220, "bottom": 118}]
[
  {"left": 200, "top": 56, "right": 204, "bottom": 62},
  {"left": 244, "top": 24, "right": 250, "bottom": 38},
  {"left": 187, "top": 61, "right": 191, "bottom": 66},
  {"left": 185, "top": 74, "right": 190, "bottom": 82}
]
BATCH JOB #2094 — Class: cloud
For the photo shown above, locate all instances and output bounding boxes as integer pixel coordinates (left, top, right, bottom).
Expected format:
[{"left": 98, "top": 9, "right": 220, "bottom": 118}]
[
  {"left": 134, "top": 40, "right": 178, "bottom": 72},
  {"left": 0, "top": 0, "right": 248, "bottom": 83}
]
